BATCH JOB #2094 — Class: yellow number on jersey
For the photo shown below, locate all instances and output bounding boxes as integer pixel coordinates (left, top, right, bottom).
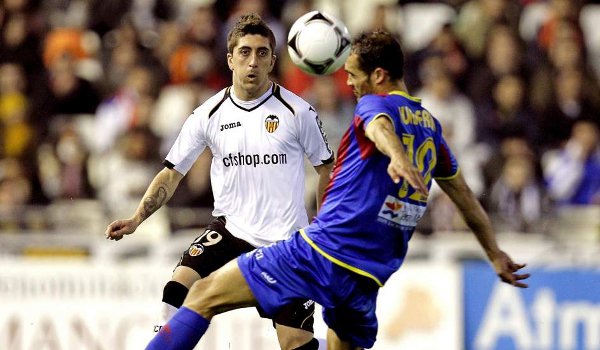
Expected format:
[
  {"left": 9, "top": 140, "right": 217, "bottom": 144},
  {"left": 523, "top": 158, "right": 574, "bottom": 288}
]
[{"left": 397, "top": 134, "right": 436, "bottom": 202}]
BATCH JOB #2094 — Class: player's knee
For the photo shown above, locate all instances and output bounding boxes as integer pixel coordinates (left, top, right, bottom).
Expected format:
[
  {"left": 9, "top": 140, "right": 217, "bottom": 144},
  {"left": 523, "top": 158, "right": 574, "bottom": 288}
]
[
  {"left": 292, "top": 338, "right": 319, "bottom": 350},
  {"left": 162, "top": 280, "right": 189, "bottom": 308},
  {"left": 185, "top": 278, "right": 219, "bottom": 318}
]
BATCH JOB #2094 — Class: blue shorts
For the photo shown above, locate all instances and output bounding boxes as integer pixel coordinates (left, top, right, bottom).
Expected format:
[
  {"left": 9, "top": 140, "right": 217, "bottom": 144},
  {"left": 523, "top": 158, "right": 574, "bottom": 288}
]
[{"left": 237, "top": 231, "right": 380, "bottom": 348}]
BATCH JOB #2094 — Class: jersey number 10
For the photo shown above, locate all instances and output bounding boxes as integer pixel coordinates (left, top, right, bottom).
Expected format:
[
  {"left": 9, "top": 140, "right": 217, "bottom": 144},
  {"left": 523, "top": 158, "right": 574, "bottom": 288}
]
[{"left": 397, "top": 134, "right": 436, "bottom": 202}]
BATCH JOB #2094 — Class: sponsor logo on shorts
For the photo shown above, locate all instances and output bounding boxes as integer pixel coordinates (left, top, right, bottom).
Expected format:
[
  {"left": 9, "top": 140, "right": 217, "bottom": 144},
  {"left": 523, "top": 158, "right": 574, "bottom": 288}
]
[
  {"left": 255, "top": 249, "right": 264, "bottom": 260},
  {"left": 303, "top": 300, "right": 314, "bottom": 309},
  {"left": 261, "top": 272, "right": 277, "bottom": 284},
  {"left": 188, "top": 243, "right": 204, "bottom": 256}
]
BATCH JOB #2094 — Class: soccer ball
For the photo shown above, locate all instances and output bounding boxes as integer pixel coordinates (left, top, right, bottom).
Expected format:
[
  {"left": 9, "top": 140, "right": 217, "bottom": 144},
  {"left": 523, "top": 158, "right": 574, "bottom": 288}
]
[{"left": 287, "top": 11, "right": 351, "bottom": 75}]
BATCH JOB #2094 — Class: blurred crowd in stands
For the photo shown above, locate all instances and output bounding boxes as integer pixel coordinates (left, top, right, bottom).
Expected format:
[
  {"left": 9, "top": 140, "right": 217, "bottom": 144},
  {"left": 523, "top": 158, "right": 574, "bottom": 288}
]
[{"left": 0, "top": 0, "right": 599, "bottom": 236}]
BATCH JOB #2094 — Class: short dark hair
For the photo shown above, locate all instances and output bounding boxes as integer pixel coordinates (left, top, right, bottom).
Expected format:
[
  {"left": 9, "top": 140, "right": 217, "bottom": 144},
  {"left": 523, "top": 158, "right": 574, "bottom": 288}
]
[
  {"left": 227, "top": 13, "right": 276, "bottom": 54},
  {"left": 351, "top": 31, "right": 404, "bottom": 80}
]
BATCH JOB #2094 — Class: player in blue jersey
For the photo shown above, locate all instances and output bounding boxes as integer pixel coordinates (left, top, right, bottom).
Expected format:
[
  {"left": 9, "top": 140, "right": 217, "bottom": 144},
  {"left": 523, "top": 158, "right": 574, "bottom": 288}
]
[{"left": 146, "top": 31, "right": 530, "bottom": 350}]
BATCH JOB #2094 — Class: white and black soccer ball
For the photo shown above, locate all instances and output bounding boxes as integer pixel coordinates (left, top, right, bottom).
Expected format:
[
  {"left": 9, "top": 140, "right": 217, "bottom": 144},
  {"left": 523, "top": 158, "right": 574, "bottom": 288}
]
[{"left": 287, "top": 11, "right": 351, "bottom": 75}]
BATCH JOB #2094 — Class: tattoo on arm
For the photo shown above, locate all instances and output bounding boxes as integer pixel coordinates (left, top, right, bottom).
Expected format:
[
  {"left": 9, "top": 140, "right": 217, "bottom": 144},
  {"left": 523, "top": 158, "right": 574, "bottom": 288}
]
[{"left": 140, "top": 185, "right": 168, "bottom": 220}]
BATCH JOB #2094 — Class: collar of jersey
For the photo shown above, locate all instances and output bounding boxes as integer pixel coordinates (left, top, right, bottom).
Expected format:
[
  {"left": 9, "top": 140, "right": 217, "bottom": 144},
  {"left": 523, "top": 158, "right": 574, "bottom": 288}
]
[
  {"left": 389, "top": 90, "right": 421, "bottom": 102},
  {"left": 229, "top": 82, "right": 274, "bottom": 109}
]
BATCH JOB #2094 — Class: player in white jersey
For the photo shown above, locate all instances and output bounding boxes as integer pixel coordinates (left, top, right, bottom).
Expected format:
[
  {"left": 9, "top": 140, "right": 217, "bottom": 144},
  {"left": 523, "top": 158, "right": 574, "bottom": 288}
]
[{"left": 105, "top": 13, "right": 333, "bottom": 350}]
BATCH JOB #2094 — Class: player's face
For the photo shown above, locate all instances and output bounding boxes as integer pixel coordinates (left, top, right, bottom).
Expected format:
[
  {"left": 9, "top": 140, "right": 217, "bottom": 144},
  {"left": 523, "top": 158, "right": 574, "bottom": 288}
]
[
  {"left": 227, "top": 34, "right": 276, "bottom": 101},
  {"left": 344, "top": 53, "right": 375, "bottom": 99}
]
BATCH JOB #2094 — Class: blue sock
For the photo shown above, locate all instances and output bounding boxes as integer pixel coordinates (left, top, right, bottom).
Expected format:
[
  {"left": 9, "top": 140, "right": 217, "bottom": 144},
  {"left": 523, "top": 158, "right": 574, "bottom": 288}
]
[{"left": 146, "top": 307, "right": 210, "bottom": 350}]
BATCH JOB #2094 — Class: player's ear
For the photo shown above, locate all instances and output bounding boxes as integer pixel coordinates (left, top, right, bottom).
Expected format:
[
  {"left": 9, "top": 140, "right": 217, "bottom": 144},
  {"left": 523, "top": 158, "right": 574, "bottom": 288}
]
[
  {"left": 227, "top": 53, "right": 234, "bottom": 71},
  {"left": 269, "top": 54, "right": 276, "bottom": 72},
  {"left": 372, "top": 67, "right": 387, "bottom": 85}
]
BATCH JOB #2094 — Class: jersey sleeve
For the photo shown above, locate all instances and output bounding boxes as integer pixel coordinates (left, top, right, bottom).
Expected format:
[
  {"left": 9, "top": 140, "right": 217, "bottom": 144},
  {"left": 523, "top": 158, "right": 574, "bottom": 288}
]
[
  {"left": 354, "top": 95, "right": 396, "bottom": 131},
  {"left": 164, "top": 110, "right": 207, "bottom": 175},
  {"left": 432, "top": 121, "right": 460, "bottom": 179},
  {"left": 297, "top": 106, "right": 334, "bottom": 166}
]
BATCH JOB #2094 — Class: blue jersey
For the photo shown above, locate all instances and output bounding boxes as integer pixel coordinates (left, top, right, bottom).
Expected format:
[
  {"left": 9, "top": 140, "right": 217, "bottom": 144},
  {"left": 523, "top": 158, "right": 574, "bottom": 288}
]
[{"left": 303, "top": 91, "right": 459, "bottom": 286}]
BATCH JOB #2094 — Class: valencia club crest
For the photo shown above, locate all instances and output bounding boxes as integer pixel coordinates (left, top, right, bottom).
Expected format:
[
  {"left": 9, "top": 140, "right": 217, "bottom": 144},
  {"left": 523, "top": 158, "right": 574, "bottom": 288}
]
[{"left": 265, "top": 115, "right": 279, "bottom": 133}]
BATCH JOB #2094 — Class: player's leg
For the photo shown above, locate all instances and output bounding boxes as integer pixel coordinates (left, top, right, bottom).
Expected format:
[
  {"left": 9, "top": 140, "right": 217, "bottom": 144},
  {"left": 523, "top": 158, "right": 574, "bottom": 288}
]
[
  {"left": 274, "top": 299, "right": 318, "bottom": 350},
  {"left": 185, "top": 258, "right": 257, "bottom": 316},
  {"left": 322, "top": 272, "right": 379, "bottom": 350},
  {"left": 327, "top": 328, "right": 362, "bottom": 350},
  {"left": 147, "top": 259, "right": 257, "bottom": 350},
  {"left": 156, "top": 217, "right": 255, "bottom": 331},
  {"left": 157, "top": 266, "right": 200, "bottom": 331},
  {"left": 276, "top": 324, "right": 319, "bottom": 350}
]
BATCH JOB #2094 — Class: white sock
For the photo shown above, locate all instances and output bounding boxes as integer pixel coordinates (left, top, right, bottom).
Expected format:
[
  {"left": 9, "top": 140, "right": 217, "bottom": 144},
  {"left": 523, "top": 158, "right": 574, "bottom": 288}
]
[{"left": 154, "top": 302, "right": 179, "bottom": 332}]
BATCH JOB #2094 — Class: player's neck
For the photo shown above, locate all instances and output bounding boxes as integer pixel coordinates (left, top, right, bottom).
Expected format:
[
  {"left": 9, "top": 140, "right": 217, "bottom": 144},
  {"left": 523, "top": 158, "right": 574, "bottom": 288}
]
[
  {"left": 375, "top": 79, "right": 408, "bottom": 95},
  {"left": 232, "top": 81, "right": 273, "bottom": 101}
]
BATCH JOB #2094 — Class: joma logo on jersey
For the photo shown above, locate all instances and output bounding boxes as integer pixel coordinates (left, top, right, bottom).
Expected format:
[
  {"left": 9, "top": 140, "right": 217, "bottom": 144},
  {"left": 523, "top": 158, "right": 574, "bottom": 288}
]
[
  {"left": 220, "top": 121, "right": 241, "bottom": 131},
  {"left": 265, "top": 115, "right": 279, "bottom": 133}
]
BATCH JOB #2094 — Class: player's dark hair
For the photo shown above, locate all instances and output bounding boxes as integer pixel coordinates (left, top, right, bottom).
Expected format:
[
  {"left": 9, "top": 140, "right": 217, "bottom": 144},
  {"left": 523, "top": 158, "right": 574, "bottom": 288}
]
[
  {"left": 227, "top": 13, "right": 276, "bottom": 54},
  {"left": 351, "top": 31, "right": 404, "bottom": 80}
]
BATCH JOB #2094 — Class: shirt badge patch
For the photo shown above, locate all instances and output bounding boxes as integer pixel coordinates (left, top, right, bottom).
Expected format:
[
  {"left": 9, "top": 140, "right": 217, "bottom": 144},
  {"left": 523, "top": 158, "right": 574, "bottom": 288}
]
[
  {"left": 377, "top": 195, "right": 426, "bottom": 228},
  {"left": 265, "top": 115, "right": 279, "bottom": 133},
  {"left": 380, "top": 196, "right": 404, "bottom": 220}
]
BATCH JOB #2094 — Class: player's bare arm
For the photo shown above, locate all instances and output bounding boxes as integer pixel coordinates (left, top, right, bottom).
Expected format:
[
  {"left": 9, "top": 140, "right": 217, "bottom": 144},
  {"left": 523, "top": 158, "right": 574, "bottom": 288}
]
[
  {"left": 365, "top": 116, "right": 429, "bottom": 196},
  {"left": 314, "top": 161, "right": 334, "bottom": 211},
  {"left": 105, "top": 167, "right": 184, "bottom": 241},
  {"left": 436, "top": 173, "right": 530, "bottom": 288}
]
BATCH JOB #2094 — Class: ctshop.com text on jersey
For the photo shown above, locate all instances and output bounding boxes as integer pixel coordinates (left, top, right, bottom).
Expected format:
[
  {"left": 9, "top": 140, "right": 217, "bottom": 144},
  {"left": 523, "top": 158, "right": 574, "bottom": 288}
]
[{"left": 222, "top": 152, "right": 288, "bottom": 167}]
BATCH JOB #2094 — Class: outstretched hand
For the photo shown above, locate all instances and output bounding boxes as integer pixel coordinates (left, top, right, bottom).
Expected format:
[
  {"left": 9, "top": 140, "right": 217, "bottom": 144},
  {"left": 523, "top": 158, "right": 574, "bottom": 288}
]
[
  {"left": 105, "top": 219, "right": 138, "bottom": 241},
  {"left": 388, "top": 156, "right": 429, "bottom": 197},
  {"left": 491, "top": 250, "right": 530, "bottom": 288}
]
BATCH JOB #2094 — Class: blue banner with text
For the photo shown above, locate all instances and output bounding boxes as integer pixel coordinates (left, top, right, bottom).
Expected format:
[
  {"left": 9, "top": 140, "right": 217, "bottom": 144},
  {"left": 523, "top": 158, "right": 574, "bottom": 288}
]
[{"left": 464, "top": 261, "right": 600, "bottom": 350}]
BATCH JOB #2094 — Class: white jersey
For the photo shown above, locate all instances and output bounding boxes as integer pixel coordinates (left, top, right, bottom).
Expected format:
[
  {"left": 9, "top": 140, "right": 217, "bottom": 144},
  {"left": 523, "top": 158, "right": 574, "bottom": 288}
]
[{"left": 165, "top": 83, "right": 334, "bottom": 246}]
